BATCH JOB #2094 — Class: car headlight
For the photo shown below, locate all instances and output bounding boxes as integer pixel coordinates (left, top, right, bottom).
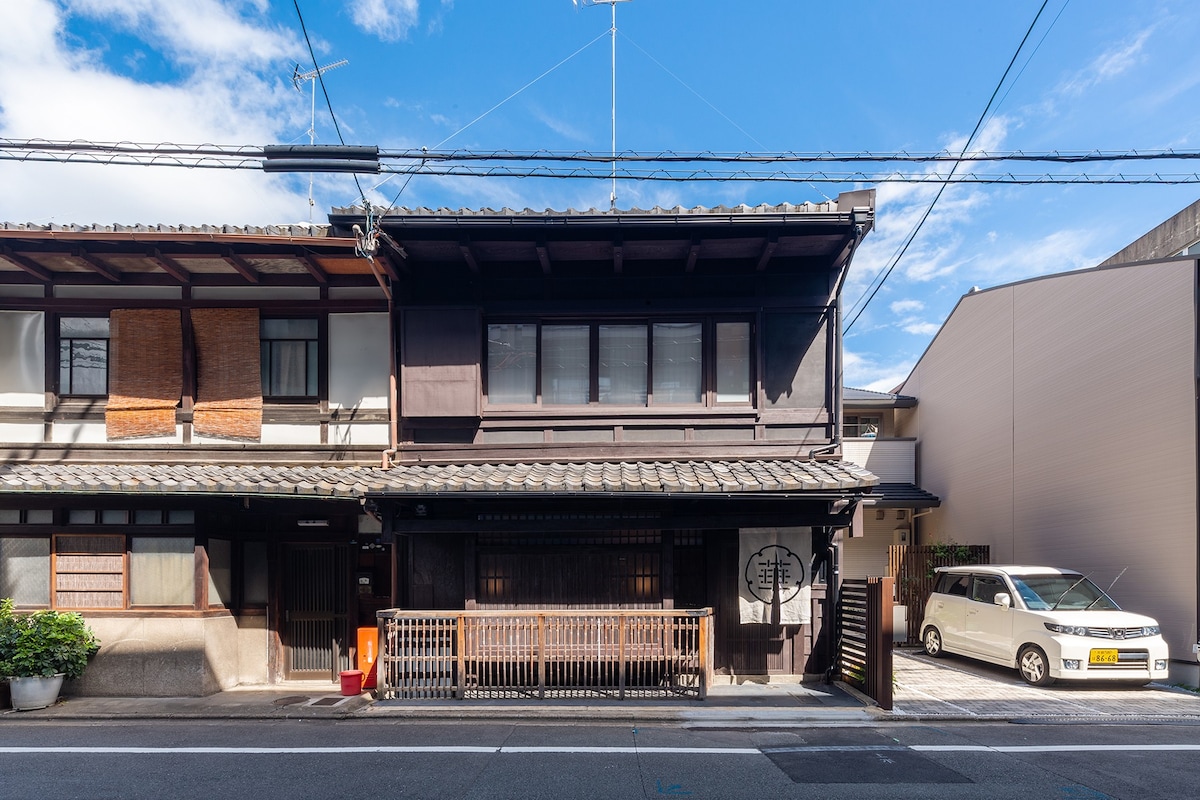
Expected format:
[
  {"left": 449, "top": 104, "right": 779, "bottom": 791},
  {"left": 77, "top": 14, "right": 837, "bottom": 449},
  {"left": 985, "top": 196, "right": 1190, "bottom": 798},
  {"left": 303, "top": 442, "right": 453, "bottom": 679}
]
[
  {"left": 1044, "top": 623, "right": 1089, "bottom": 636},
  {"left": 1143, "top": 626, "right": 1160, "bottom": 636}
]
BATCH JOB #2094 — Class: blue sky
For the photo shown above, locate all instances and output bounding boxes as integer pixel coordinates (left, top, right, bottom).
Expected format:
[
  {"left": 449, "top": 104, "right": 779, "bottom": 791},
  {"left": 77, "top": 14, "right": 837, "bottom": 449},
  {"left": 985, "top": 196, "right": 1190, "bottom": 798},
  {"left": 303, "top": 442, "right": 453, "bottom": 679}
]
[{"left": 3, "top": 1, "right": 1200, "bottom": 390}]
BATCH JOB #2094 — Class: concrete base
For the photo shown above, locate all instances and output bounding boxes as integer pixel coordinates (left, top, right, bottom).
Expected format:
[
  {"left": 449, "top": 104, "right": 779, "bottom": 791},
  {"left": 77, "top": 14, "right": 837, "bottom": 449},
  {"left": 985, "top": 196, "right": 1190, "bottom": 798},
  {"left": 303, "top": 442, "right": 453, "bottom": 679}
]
[
  {"left": 1168, "top": 659, "right": 1200, "bottom": 689},
  {"left": 70, "top": 613, "right": 245, "bottom": 697}
]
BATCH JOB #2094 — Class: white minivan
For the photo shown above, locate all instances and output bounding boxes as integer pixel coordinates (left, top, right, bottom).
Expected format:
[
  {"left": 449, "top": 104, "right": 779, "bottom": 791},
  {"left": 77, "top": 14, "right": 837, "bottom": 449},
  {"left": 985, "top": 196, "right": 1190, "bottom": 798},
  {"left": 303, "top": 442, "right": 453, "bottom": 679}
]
[{"left": 921, "top": 565, "right": 1170, "bottom": 686}]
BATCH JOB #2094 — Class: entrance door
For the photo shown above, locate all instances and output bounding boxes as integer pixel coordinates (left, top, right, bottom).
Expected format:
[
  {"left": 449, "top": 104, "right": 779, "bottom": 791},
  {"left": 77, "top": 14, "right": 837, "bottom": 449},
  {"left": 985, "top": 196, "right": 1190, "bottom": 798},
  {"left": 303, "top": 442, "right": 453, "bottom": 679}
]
[{"left": 282, "top": 544, "right": 351, "bottom": 680}]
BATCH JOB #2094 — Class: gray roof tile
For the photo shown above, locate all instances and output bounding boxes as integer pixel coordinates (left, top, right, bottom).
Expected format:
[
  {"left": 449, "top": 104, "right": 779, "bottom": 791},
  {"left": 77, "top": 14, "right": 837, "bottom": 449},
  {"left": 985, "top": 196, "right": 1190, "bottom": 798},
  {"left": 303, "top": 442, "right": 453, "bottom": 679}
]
[{"left": 0, "top": 459, "right": 877, "bottom": 498}]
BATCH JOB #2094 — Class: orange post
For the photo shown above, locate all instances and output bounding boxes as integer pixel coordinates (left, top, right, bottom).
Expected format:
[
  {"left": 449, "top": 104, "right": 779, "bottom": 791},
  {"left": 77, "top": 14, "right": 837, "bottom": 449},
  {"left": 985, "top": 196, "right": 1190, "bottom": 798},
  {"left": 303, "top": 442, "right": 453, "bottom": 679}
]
[{"left": 357, "top": 626, "right": 379, "bottom": 690}]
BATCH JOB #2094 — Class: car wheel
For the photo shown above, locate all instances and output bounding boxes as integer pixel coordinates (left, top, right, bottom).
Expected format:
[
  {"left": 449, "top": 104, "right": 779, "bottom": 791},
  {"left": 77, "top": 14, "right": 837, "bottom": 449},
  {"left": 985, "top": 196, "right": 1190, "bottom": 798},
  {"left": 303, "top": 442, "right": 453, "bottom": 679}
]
[
  {"left": 1018, "top": 645, "right": 1055, "bottom": 686},
  {"left": 923, "top": 626, "right": 945, "bottom": 658}
]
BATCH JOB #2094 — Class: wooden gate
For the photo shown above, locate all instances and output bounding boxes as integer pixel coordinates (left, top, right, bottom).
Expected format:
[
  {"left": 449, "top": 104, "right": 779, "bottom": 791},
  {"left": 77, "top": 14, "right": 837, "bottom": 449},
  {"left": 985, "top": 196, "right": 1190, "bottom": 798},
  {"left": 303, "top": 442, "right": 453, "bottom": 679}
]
[
  {"left": 837, "top": 577, "right": 893, "bottom": 710},
  {"left": 282, "top": 544, "right": 351, "bottom": 680},
  {"left": 888, "top": 544, "right": 989, "bottom": 645}
]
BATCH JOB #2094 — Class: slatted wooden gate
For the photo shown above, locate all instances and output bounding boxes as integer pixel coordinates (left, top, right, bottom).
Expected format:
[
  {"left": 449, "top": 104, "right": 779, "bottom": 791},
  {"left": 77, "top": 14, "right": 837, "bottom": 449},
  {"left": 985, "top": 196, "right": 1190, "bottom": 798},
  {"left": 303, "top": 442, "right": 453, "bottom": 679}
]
[
  {"left": 282, "top": 544, "right": 351, "bottom": 680},
  {"left": 838, "top": 577, "right": 893, "bottom": 711},
  {"left": 377, "top": 609, "right": 713, "bottom": 700}
]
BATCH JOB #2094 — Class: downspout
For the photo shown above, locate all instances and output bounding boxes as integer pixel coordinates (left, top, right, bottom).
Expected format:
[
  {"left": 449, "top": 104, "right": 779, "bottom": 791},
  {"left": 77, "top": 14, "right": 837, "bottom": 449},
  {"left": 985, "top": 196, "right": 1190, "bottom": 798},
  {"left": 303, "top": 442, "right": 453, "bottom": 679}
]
[
  {"left": 808, "top": 224, "right": 860, "bottom": 461},
  {"left": 382, "top": 296, "right": 398, "bottom": 469}
]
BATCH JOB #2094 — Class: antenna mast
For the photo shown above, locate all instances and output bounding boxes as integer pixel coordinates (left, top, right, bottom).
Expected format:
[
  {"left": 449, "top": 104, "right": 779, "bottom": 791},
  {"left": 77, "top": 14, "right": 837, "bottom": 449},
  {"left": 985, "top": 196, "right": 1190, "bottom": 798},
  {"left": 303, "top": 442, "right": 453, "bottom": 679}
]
[
  {"left": 291, "top": 58, "right": 349, "bottom": 221},
  {"left": 578, "top": 0, "right": 631, "bottom": 212}
]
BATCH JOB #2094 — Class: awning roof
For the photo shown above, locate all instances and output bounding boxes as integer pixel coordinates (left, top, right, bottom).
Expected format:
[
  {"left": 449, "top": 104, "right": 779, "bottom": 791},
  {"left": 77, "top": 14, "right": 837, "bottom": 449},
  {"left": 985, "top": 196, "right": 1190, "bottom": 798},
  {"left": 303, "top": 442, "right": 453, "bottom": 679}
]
[
  {"left": 0, "top": 459, "right": 878, "bottom": 499},
  {"left": 862, "top": 482, "right": 941, "bottom": 509}
]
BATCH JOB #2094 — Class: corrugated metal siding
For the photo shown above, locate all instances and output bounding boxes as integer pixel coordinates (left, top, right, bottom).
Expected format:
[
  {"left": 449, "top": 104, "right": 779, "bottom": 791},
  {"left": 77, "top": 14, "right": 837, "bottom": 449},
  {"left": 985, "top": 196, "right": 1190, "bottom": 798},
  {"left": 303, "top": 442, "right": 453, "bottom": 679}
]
[
  {"left": 906, "top": 287, "right": 1017, "bottom": 558},
  {"left": 1009, "top": 262, "right": 1197, "bottom": 656},
  {"left": 906, "top": 261, "right": 1199, "bottom": 657},
  {"left": 841, "top": 440, "right": 916, "bottom": 482}
]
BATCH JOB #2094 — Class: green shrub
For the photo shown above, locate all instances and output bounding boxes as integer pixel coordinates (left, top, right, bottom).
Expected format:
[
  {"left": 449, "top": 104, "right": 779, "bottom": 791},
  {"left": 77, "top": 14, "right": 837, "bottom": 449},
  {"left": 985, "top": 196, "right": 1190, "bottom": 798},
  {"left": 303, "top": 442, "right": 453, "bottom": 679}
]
[{"left": 0, "top": 598, "right": 100, "bottom": 680}]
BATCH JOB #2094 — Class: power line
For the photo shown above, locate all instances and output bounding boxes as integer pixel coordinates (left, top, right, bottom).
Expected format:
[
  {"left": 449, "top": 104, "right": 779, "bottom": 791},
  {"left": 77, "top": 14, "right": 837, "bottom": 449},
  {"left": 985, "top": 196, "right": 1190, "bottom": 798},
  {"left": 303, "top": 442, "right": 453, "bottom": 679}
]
[{"left": 844, "top": 0, "right": 1053, "bottom": 333}]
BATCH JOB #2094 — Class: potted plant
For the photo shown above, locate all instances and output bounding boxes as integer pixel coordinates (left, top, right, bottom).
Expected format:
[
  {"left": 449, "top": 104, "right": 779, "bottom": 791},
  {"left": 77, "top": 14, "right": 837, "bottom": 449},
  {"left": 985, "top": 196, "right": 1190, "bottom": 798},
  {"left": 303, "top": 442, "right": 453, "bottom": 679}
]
[{"left": 0, "top": 598, "right": 99, "bottom": 711}]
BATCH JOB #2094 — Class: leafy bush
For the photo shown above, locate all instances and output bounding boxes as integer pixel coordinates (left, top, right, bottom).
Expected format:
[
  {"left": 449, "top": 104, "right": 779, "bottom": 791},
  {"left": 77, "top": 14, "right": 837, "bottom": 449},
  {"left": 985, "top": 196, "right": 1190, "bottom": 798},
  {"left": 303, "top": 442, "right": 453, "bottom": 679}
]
[{"left": 0, "top": 598, "right": 100, "bottom": 679}]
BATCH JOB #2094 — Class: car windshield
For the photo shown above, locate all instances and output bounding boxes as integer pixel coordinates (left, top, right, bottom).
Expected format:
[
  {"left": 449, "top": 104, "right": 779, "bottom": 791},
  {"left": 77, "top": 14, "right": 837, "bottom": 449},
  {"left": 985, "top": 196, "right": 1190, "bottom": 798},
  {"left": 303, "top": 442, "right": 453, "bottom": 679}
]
[{"left": 1009, "top": 574, "right": 1121, "bottom": 611}]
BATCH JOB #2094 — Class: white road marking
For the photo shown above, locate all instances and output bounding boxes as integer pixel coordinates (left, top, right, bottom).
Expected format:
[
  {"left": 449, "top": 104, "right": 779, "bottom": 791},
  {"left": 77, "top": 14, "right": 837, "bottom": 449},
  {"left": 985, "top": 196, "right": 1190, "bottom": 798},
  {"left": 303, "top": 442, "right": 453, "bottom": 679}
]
[{"left": 0, "top": 743, "right": 1197, "bottom": 756}]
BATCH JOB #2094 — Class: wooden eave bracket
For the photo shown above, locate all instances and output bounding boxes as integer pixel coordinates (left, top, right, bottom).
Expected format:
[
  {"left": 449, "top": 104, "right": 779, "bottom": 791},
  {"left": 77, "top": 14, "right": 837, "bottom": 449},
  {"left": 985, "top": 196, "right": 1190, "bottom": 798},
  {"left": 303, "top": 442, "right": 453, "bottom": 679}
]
[
  {"left": 297, "top": 253, "right": 329, "bottom": 284},
  {"left": 685, "top": 237, "right": 701, "bottom": 273},
  {"left": 150, "top": 248, "right": 192, "bottom": 284},
  {"left": 613, "top": 238, "right": 623, "bottom": 274},
  {"left": 222, "top": 248, "right": 261, "bottom": 283},
  {"left": 459, "top": 240, "right": 480, "bottom": 274},
  {"left": 74, "top": 246, "right": 121, "bottom": 282},
  {"left": 0, "top": 246, "right": 51, "bottom": 281},
  {"left": 536, "top": 242, "right": 551, "bottom": 275},
  {"left": 755, "top": 233, "right": 779, "bottom": 272},
  {"left": 375, "top": 231, "right": 408, "bottom": 279}
]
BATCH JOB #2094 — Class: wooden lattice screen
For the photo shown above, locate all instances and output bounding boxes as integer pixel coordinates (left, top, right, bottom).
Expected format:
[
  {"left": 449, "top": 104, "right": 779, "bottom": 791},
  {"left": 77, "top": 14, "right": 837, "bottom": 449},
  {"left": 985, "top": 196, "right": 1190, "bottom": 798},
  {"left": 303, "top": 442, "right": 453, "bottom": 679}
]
[
  {"left": 191, "top": 308, "right": 263, "bottom": 440},
  {"left": 105, "top": 309, "right": 182, "bottom": 439},
  {"left": 888, "top": 544, "right": 990, "bottom": 645}
]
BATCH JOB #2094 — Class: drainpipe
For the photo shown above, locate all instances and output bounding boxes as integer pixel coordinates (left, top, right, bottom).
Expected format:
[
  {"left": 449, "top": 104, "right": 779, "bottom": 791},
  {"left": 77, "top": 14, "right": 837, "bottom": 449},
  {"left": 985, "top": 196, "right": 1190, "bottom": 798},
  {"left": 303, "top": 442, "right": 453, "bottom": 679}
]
[{"left": 382, "top": 297, "right": 399, "bottom": 470}]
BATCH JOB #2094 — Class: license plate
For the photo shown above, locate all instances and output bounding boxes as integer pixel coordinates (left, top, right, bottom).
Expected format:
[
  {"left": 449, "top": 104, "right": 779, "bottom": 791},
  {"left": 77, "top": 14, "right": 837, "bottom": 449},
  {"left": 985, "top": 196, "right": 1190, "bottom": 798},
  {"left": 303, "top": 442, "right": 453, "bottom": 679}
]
[{"left": 1089, "top": 649, "right": 1119, "bottom": 664}]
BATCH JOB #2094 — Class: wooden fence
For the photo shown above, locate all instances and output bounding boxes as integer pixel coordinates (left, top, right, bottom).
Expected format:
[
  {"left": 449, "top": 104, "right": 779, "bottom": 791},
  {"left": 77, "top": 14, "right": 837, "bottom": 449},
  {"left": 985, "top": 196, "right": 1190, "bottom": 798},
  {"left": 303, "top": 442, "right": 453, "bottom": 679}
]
[
  {"left": 837, "top": 577, "right": 893, "bottom": 710},
  {"left": 888, "top": 544, "right": 990, "bottom": 645},
  {"left": 376, "top": 609, "right": 713, "bottom": 701}
]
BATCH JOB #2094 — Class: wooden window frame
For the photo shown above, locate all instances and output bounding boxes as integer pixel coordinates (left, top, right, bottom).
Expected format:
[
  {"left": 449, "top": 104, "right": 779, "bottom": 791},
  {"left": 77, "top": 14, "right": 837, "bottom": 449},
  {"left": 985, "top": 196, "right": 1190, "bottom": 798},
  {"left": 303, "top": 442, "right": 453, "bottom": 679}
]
[
  {"left": 259, "top": 315, "right": 323, "bottom": 402},
  {"left": 483, "top": 316, "right": 755, "bottom": 410},
  {"left": 56, "top": 314, "right": 111, "bottom": 398}
]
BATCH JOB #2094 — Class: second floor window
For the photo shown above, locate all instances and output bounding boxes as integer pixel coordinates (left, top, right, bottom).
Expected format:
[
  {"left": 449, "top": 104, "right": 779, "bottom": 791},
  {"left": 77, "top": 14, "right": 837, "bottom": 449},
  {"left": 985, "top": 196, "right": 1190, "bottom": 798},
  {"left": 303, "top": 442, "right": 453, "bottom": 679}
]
[
  {"left": 260, "top": 318, "right": 318, "bottom": 398},
  {"left": 486, "top": 319, "right": 751, "bottom": 407},
  {"left": 58, "top": 316, "right": 109, "bottom": 396},
  {"left": 845, "top": 415, "right": 881, "bottom": 437}
]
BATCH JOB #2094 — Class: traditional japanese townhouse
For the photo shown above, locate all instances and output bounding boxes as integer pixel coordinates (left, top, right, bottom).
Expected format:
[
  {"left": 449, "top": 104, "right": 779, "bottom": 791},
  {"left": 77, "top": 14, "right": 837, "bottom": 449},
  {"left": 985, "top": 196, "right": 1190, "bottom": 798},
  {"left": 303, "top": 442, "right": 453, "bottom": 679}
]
[{"left": 0, "top": 191, "right": 879, "bottom": 696}]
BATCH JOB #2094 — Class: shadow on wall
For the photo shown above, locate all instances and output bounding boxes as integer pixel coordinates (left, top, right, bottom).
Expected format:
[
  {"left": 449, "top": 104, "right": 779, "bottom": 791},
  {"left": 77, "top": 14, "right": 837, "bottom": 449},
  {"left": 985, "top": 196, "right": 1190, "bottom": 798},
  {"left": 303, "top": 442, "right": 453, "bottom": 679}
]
[{"left": 66, "top": 614, "right": 245, "bottom": 698}]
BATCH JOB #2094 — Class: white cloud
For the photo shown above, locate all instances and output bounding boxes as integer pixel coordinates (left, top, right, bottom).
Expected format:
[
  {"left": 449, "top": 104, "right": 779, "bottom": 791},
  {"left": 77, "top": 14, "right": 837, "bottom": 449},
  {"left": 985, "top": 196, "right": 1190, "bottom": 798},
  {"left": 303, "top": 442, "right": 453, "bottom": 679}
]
[
  {"left": 0, "top": 0, "right": 311, "bottom": 224},
  {"left": 901, "top": 321, "right": 941, "bottom": 336},
  {"left": 349, "top": 0, "right": 420, "bottom": 43},
  {"left": 1059, "top": 28, "right": 1152, "bottom": 96},
  {"left": 889, "top": 299, "right": 923, "bottom": 314}
]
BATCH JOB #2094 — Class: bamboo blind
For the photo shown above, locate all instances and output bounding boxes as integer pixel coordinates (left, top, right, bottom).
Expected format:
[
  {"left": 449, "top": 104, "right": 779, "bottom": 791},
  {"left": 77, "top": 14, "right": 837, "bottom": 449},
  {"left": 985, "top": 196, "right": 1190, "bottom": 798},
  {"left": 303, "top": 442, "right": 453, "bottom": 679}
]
[
  {"left": 191, "top": 308, "right": 263, "bottom": 440},
  {"left": 105, "top": 309, "right": 182, "bottom": 439}
]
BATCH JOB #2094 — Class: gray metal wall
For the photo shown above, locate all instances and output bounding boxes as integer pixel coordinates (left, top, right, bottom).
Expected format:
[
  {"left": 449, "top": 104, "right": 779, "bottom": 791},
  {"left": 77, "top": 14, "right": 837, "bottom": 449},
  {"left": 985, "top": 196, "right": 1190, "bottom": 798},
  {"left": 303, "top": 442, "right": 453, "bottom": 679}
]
[{"left": 899, "top": 259, "right": 1198, "bottom": 658}]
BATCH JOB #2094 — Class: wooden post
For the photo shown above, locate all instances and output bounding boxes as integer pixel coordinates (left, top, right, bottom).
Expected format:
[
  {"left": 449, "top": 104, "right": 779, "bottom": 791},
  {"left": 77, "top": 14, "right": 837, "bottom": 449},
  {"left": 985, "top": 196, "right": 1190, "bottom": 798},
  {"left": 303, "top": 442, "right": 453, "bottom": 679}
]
[
  {"left": 866, "top": 576, "right": 894, "bottom": 711},
  {"left": 456, "top": 614, "right": 466, "bottom": 700}
]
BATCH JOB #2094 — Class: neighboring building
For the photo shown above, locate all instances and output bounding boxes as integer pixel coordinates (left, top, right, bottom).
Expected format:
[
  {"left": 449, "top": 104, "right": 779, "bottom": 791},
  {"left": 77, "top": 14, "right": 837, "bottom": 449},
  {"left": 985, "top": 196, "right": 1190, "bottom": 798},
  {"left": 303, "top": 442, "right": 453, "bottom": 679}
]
[
  {"left": 896, "top": 199, "right": 1200, "bottom": 684},
  {"left": 0, "top": 191, "right": 882, "bottom": 695}
]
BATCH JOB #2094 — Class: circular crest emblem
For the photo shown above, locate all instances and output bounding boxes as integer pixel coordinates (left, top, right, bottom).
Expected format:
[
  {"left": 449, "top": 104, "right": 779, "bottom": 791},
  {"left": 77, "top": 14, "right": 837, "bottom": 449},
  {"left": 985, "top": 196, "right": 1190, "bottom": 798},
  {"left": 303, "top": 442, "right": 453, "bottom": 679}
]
[{"left": 744, "top": 544, "right": 806, "bottom": 604}]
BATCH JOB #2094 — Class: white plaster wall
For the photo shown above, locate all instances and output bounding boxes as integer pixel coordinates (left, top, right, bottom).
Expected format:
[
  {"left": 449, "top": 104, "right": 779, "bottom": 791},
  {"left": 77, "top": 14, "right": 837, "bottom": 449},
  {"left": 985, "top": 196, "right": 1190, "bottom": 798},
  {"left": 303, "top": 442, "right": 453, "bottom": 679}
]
[
  {"left": 329, "top": 422, "right": 389, "bottom": 446},
  {"left": 0, "top": 423, "right": 44, "bottom": 443}
]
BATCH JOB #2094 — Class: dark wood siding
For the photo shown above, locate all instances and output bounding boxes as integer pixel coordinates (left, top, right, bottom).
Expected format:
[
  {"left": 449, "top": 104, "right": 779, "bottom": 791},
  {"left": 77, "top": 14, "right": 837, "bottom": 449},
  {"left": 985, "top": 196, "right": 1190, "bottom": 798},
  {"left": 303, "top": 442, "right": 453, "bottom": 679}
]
[{"left": 401, "top": 307, "right": 481, "bottom": 418}]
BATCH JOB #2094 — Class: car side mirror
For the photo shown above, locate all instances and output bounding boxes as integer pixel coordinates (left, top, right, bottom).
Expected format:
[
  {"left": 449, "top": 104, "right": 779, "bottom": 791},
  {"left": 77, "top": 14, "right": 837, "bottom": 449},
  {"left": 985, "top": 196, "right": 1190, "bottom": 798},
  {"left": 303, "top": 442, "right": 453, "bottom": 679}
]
[{"left": 994, "top": 592, "right": 1011, "bottom": 609}]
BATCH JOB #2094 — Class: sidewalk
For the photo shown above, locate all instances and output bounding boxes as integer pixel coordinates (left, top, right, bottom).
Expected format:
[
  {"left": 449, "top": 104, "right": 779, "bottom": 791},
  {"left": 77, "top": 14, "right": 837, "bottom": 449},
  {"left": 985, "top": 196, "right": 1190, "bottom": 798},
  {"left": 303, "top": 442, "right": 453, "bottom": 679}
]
[{"left": 5, "top": 653, "right": 1200, "bottom": 724}]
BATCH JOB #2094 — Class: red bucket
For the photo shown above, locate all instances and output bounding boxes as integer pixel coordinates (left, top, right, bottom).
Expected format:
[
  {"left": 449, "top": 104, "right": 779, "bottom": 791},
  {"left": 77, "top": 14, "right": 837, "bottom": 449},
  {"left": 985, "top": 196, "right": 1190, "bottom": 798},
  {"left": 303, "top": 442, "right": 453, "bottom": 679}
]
[{"left": 339, "top": 669, "right": 364, "bottom": 696}]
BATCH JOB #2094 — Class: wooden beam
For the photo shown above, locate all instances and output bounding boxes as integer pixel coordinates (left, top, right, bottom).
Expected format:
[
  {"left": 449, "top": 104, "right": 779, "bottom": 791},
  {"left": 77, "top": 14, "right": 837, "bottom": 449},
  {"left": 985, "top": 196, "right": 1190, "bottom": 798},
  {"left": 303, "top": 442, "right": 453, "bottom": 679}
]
[
  {"left": 613, "top": 239, "right": 623, "bottom": 274},
  {"left": 376, "top": 230, "right": 408, "bottom": 279},
  {"left": 685, "top": 237, "right": 701, "bottom": 273},
  {"left": 0, "top": 246, "right": 51, "bottom": 282},
  {"left": 74, "top": 247, "right": 121, "bottom": 282},
  {"left": 298, "top": 253, "right": 329, "bottom": 284},
  {"left": 459, "top": 241, "right": 479, "bottom": 274},
  {"left": 150, "top": 248, "right": 192, "bottom": 284},
  {"left": 536, "top": 242, "right": 551, "bottom": 275},
  {"left": 222, "top": 248, "right": 260, "bottom": 283},
  {"left": 755, "top": 233, "right": 778, "bottom": 272}
]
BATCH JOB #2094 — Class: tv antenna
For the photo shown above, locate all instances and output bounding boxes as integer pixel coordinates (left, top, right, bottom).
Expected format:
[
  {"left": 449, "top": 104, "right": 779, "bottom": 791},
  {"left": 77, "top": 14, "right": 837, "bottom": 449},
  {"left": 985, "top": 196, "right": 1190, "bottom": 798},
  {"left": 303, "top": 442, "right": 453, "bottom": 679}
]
[
  {"left": 291, "top": 58, "right": 349, "bottom": 221},
  {"left": 575, "top": 0, "right": 631, "bottom": 212}
]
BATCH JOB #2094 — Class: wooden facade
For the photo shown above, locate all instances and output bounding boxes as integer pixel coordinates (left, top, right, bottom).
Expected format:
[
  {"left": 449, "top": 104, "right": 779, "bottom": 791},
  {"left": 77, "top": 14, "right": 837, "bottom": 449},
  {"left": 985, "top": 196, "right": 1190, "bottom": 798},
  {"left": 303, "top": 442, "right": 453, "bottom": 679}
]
[{"left": 0, "top": 195, "right": 878, "bottom": 694}]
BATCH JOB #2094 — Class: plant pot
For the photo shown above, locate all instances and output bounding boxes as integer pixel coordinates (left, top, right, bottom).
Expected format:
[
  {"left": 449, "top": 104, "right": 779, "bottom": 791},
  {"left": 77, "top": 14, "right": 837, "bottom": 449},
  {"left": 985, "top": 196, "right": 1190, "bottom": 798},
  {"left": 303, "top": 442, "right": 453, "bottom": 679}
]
[{"left": 7, "top": 674, "right": 65, "bottom": 711}]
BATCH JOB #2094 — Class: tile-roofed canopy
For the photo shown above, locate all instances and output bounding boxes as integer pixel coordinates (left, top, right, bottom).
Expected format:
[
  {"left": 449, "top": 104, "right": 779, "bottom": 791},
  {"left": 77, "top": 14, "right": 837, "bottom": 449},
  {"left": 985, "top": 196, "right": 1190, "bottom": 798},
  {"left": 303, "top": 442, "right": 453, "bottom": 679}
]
[
  {"left": 0, "top": 190, "right": 873, "bottom": 288},
  {"left": 328, "top": 191, "right": 875, "bottom": 279},
  {"left": 0, "top": 222, "right": 384, "bottom": 287},
  {"left": 0, "top": 459, "right": 877, "bottom": 499},
  {"left": 861, "top": 482, "right": 940, "bottom": 509}
]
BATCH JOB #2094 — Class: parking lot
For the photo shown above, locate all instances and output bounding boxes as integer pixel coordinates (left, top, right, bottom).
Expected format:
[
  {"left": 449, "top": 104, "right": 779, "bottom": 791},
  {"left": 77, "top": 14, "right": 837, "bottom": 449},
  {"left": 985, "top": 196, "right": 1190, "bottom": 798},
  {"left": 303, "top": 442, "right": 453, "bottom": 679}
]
[{"left": 892, "top": 648, "right": 1200, "bottom": 719}]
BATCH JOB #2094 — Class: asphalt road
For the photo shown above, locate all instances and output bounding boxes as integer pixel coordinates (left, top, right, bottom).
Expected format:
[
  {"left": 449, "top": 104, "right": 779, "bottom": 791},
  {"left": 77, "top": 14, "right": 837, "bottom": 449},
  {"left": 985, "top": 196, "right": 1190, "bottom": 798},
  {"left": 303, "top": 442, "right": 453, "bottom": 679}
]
[{"left": 2, "top": 718, "right": 1199, "bottom": 799}]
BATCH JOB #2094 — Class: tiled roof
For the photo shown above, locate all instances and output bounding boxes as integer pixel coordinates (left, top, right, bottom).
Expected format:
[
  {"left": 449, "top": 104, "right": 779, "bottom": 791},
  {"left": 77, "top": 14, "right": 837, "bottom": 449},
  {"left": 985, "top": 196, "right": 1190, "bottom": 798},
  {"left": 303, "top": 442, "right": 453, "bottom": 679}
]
[
  {"left": 331, "top": 201, "right": 843, "bottom": 217},
  {"left": 0, "top": 459, "right": 877, "bottom": 498},
  {"left": 0, "top": 222, "right": 334, "bottom": 237}
]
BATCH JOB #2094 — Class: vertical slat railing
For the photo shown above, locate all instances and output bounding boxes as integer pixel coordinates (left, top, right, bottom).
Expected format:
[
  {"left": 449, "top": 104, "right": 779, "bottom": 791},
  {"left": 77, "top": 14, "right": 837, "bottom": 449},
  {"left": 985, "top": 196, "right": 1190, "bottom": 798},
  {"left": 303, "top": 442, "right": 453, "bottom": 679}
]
[{"left": 377, "top": 609, "right": 713, "bottom": 700}]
